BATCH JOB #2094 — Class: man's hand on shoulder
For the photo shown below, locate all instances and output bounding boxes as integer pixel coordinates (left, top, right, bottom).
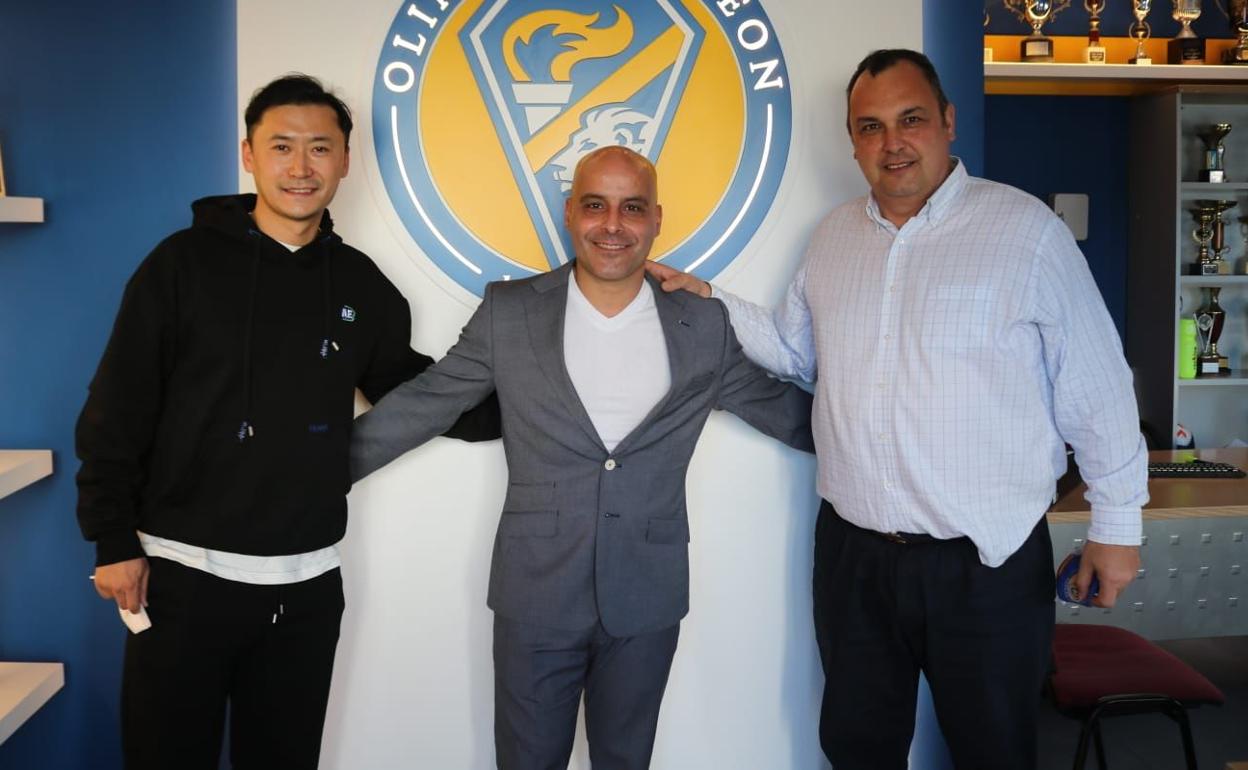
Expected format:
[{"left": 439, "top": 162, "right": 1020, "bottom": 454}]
[
  {"left": 645, "top": 261, "right": 711, "bottom": 298},
  {"left": 93, "top": 557, "right": 150, "bottom": 614},
  {"left": 1077, "top": 541, "right": 1139, "bottom": 608}
]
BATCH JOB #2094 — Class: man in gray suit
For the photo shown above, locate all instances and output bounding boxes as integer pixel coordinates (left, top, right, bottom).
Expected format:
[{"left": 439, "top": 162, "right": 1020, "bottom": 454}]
[{"left": 350, "top": 146, "right": 813, "bottom": 769}]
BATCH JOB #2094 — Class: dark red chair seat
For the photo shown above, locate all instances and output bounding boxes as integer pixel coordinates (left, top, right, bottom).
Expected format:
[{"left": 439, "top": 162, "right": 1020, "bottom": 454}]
[
  {"left": 1050, "top": 624, "right": 1225, "bottom": 770},
  {"left": 1052, "top": 624, "right": 1225, "bottom": 708}
]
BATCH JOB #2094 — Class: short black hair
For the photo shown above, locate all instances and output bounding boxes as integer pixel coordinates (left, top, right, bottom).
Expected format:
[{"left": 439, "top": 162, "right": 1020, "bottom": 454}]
[
  {"left": 244, "top": 74, "right": 354, "bottom": 147},
  {"left": 845, "top": 49, "right": 950, "bottom": 134}
]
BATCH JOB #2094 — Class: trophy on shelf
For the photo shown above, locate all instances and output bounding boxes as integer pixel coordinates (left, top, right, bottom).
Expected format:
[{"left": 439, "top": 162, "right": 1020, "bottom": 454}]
[
  {"left": 1239, "top": 215, "right": 1248, "bottom": 273},
  {"left": 1085, "top": 0, "right": 1108, "bottom": 62},
  {"left": 1220, "top": 0, "right": 1248, "bottom": 63},
  {"left": 1193, "top": 287, "right": 1229, "bottom": 376},
  {"left": 1130, "top": 0, "right": 1155, "bottom": 63},
  {"left": 1005, "top": 0, "right": 1072, "bottom": 62},
  {"left": 1198, "top": 123, "right": 1232, "bottom": 182},
  {"left": 1191, "top": 199, "right": 1238, "bottom": 275},
  {"left": 986, "top": 3, "right": 995, "bottom": 62},
  {"left": 1169, "top": 0, "right": 1206, "bottom": 63}
]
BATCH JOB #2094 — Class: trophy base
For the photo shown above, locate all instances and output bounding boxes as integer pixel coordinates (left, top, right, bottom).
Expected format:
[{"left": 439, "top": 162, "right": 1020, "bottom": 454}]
[
  {"left": 1197, "top": 357, "right": 1223, "bottom": 376},
  {"left": 1129, "top": 55, "right": 1153, "bottom": 65},
  {"left": 984, "top": 47, "right": 994, "bottom": 63},
  {"left": 1084, "top": 45, "right": 1107, "bottom": 64},
  {"left": 1192, "top": 261, "right": 1224, "bottom": 276},
  {"left": 1199, "top": 170, "right": 1227, "bottom": 183},
  {"left": 1021, "top": 36, "right": 1055, "bottom": 63},
  {"left": 1224, "top": 46, "right": 1248, "bottom": 64},
  {"left": 1168, "top": 37, "right": 1206, "bottom": 65}
]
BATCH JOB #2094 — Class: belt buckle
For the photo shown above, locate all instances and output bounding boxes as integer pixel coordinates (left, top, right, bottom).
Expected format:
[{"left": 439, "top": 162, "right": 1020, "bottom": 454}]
[{"left": 883, "top": 532, "right": 909, "bottom": 545}]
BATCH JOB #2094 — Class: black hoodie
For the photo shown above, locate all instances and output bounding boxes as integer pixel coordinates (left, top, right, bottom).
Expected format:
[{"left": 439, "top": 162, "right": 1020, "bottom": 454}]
[{"left": 76, "top": 194, "right": 498, "bottom": 565}]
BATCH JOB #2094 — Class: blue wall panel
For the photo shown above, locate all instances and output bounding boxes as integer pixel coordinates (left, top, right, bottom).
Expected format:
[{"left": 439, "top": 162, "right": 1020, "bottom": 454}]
[
  {"left": 0, "top": 4, "right": 235, "bottom": 768},
  {"left": 984, "top": 95, "right": 1130, "bottom": 337}
]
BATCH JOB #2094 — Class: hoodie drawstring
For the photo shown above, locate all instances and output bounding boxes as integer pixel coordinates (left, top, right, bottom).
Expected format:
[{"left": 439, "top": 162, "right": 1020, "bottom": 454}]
[
  {"left": 320, "top": 238, "right": 336, "bottom": 359},
  {"left": 238, "top": 234, "right": 262, "bottom": 443}
]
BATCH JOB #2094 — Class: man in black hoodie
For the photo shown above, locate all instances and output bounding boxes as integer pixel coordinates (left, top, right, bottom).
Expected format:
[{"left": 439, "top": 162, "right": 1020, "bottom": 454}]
[{"left": 75, "top": 75, "right": 498, "bottom": 770}]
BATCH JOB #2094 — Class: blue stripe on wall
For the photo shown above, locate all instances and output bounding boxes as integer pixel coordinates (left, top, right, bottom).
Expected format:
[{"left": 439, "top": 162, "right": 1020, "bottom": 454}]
[
  {"left": 924, "top": 0, "right": 986, "bottom": 176},
  {"left": 0, "top": 4, "right": 235, "bottom": 768}
]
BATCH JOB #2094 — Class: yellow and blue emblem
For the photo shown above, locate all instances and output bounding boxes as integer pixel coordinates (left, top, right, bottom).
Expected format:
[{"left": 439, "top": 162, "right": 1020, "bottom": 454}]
[{"left": 375, "top": 0, "right": 791, "bottom": 297}]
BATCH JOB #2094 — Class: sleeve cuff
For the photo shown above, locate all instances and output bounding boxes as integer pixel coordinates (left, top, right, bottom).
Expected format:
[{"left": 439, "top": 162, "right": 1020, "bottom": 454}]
[
  {"left": 95, "top": 529, "right": 145, "bottom": 566},
  {"left": 1087, "top": 506, "right": 1143, "bottom": 547}
]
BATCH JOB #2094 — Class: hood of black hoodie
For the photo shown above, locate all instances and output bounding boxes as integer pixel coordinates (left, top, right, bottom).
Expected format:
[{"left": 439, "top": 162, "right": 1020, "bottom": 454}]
[{"left": 189, "top": 193, "right": 343, "bottom": 256}]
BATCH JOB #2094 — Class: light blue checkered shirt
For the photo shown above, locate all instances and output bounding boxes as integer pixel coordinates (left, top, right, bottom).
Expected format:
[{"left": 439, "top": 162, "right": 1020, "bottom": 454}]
[{"left": 715, "top": 161, "right": 1147, "bottom": 567}]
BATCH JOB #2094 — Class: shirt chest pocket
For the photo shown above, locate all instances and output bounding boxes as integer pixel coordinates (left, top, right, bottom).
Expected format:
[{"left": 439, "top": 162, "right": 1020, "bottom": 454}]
[{"left": 916, "top": 285, "right": 997, "bottom": 352}]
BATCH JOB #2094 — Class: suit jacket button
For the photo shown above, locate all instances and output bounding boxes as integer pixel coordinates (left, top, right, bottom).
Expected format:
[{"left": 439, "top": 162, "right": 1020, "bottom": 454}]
[{"left": 604, "top": 458, "right": 617, "bottom": 470}]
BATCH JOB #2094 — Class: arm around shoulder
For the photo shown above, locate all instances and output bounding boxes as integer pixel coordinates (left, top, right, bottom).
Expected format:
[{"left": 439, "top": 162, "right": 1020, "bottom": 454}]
[{"left": 350, "top": 284, "right": 500, "bottom": 481}]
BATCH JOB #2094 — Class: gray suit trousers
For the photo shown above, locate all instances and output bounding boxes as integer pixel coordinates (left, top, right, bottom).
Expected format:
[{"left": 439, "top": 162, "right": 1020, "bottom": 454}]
[{"left": 493, "top": 616, "right": 681, "bottom": 770}]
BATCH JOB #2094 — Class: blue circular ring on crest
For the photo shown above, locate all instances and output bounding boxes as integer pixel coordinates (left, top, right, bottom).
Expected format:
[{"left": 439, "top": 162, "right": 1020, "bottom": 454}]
[{"left": 373, "top": 0, "right": 792, "bottom": 298}]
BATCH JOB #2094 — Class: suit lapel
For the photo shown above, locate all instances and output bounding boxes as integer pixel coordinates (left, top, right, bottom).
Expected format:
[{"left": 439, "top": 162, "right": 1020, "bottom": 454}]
[
  {"left": 610, "top": 273, "right": 701, "bottom": 456},
  {"left": 524, "top": 263, "right": 606, "bottom": 451}
]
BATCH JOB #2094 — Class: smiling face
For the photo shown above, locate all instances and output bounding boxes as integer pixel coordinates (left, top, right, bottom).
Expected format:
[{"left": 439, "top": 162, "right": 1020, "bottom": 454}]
[
  {"left": 241, "top": 103, "right": 350, "bottom": 245},
  {"left": 565, "top": 147, "right": 662, "bottom": 298},
  {"left": 848, "top": 60, "right": 955, "bottom": 228}
]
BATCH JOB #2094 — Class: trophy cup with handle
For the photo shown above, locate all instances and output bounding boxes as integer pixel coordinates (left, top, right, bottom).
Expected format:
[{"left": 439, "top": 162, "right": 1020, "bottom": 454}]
[
  {"left": 1005, "top": 0, "right": 1071, "bottom": 61},
  {"left": 1169, "top": 0, "right": 1206, "bottom": 63},
  {"left": 1220, "top": 0, "right": 1248, "bottom": 63},
  {"left": 1191, "top": 200, "right": 1238, "bottom": 275}
]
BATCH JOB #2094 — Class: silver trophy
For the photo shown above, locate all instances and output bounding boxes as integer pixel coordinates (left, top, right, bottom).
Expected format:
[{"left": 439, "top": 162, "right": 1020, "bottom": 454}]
[
  {"left": 1219, "top": 0, "right": 1248, "bottom": 63},
  {"left": 1169, "top": 0, "right": 1206, "bottom": 62},
  {"left": 1005, "top": 0, "right": 1072, "bottom": 61},
  {"left": 1130, "top": 0, "right": 1155, "bottom": 64}
]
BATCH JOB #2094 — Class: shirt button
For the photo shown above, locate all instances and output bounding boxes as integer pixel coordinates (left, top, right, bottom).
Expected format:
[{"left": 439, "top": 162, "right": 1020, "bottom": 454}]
[
  {"left": 884, "top": 334, "right": 891, "bottom": 341},
  {"left": 604, "top": 459, "right": 617, "bottom": 471}
]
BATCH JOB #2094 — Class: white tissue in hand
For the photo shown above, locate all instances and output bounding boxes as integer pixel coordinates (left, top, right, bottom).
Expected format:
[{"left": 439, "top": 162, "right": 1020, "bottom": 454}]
[{"left": 119, "top": 605, "right": 152, "bottom": 634}]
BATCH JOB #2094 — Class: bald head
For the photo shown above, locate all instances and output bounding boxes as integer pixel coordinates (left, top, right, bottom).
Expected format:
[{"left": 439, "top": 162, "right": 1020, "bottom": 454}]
[{"left": 571, "top": 146, "right": 659, "bottom": 201}]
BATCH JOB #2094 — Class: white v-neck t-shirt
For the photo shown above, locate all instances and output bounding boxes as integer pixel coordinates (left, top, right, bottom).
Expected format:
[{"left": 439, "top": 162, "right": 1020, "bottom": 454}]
[{"left": 563, "top": 276, "right": 671, "bottom": 452}]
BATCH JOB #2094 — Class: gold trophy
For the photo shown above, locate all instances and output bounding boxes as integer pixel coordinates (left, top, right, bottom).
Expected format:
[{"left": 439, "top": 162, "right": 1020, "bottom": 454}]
[
  {"left": 1085, "top": 0, "right": 1108, "bottom": 62},
  {"left": 1191, "top": 200, "right": 1238, "bottom": 275},
  {"left": 1220, "top": 0, "right": 1248, "bottom": 63},
  {"left": 1006, "top": 0, "right": 1072, "bottom": 62},
  {"left": 1169, "top": 0, "right": 1206, "bottom": 63},
  {"left": 1194, "top": 288, "right": 1229, "bottom": 376},
  {"left": 1130, "top": 0, "right": 1155, "bottom": 63},
  {"left": 1198, "top": 123, "right": 1232, "bottom": 183}
]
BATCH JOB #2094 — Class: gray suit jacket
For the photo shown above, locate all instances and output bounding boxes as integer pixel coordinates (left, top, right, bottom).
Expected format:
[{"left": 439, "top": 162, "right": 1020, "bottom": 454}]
[{"left": 351, "top": 262, "right": 813, "bottom": 636}]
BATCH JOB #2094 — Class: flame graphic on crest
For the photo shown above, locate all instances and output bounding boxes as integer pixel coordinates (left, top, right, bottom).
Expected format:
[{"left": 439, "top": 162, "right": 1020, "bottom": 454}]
[{"left": 504, "top": 6, "right": 633, "bottom": 83}]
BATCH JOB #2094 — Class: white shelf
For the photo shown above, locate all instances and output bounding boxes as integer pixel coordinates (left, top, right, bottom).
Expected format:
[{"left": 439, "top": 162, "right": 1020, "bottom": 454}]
[
  {"left": 986, "top": 62, "right": 1248, "bottom": 83},
  {"left": 0, "top": 451, "right": 53, "bottom": 500},
  {"left": 0, "top": 662, "right": 64, "bottom": 745},
  {"left": 1180, "top": 182, "right": 1248, "bottom": 197},
  {"left": 1180, "top": 275, "right": 1248, "bottom": 285},
  {"left": 1178, "top": 373, "right": 1248, "bottom": 386},
  {"left": 0, "top": 197, "right": 44, "bottom": 223}
]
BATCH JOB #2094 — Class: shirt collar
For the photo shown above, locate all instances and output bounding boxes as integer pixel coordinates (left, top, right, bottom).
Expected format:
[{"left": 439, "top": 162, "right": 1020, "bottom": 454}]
[{"left": 864, "top": 156, "right": 966, "bottom": 232}]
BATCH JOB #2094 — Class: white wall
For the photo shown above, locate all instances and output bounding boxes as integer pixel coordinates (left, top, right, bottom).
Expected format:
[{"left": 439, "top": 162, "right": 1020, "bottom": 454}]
[{"left": 238, "top": 2, "right": 929, "bottom": 768}]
